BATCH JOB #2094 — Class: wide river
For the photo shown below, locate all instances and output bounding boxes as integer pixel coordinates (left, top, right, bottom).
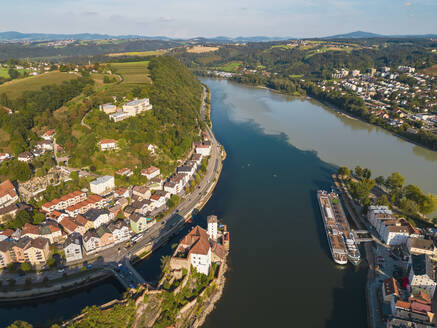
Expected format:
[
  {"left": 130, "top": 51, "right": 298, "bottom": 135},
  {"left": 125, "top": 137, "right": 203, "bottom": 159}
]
[{"left": 1, "top": 78, "right": 437, "bottom": 327}]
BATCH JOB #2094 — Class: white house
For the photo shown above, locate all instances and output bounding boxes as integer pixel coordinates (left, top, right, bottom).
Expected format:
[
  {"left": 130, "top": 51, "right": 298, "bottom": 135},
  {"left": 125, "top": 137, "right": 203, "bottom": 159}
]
[
  {"left": 108, "top": 220, "right": 130, "bottom": 243},
  {"left": 195, "top": 143, "right": 211, "bottom": 156},
  {"left": 0, "top": 153, "right": 12, "bottom": 163},
  {"left": 122, "top": 98, "right": 152, "bottom": 117},
  {"left": 150, "top": 194, "right": 166, "bottom": 208},
  {"left": 99, "top": 139, "right": 117, "bottom": 151},
  {"left": 90, "top": 176, "right": 115, "bottom": 195},
  {"left": 17, "top": 152, "right": 33, "bottom": 162},
  {"left": 109, "top": 112, "right": 129, "bottom": 122},
  {"left": 41, "top": 130, "right": 55, "bottom": 141},
  {"left": 207, "top": 215, "right": 218, "bottom": 240},
  {"left": 164, "top": 181, "right": 178, "bottom": 195},
  {"left": 84, "top": 208, "right": 112, "bottom": 229},
  {"left": 409, "top": 254, "right": 437, "bottom": 298},
  {"left": 82, "top": 230, "right": 100, "bottom": 254},
  {"left": 367, "top": 206, "right": 394, "bottom": 230},
  {"left": 381, "top": 224, "right": 410, "bottom": 246},
  {"left": 141, "top": 166, "right": 160, "bottom": 180},
  {"left": 63, "top": 233, "right": 83, "bottom": 263}
]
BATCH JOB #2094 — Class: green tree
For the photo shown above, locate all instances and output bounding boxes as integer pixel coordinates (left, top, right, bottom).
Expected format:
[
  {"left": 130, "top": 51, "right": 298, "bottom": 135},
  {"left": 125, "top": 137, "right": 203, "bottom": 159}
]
[
  {"left": 375, "top": 176, "right": 385, "bottom": 186},
  {"left": 20, "top": 262, "right": 31, "bottom": 273},
  {"left": 337, "top": 166, "right": 351, "bottom": 177},
  {"left": 386, "top": 172, "right": 405, "bottom": 190},
  {"left": 354, "top": 165, "right": 364, "bottom": 178},
  {"left": 8, "top": 68, "right": 19, "bottom": 79},
  {"left": 7, "top": 321, "right": 33, "bottom": 328},
  {"left": 32, "top": 211, "right": 45, "bottom": 225}
]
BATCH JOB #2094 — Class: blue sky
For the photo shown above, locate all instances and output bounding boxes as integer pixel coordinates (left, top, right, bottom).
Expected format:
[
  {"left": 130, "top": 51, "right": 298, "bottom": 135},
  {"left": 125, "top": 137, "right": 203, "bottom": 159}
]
[{"left": 1, "top": 0, "right": 436, "bottom": 38}]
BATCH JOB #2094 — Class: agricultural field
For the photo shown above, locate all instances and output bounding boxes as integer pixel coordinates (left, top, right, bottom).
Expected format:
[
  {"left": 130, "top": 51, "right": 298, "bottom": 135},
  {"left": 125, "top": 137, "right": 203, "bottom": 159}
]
[
  {"left": 217, "top": 61, "right": 242, "bottom": 72},
  {"left": 107, "top": 49, "right": 168, "bottom": 57},
  {"left": 422, "top": 64, "right": 437, "bottom": 77},
  {"left": 186, "top": 46, "right": 219, "bottom": 53},
  {"left": 0, "top": 71, "right": 78, "bottom": 99},
  {"left": 109, "top": 61, "right": 151, "bottom": 84},
  {"left": 0, "top": 67, "right": 9, "bottom": 78}
]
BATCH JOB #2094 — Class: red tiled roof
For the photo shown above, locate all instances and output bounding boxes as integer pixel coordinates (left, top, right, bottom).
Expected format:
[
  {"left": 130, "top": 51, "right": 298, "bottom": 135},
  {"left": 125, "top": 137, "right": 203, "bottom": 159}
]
[
  {"left": 0, "top": 180, "right": 17, "bottom": 199},
  {"left": 60, "top": 217, "right": 78, "bottom": 232},
  {"left": 396, "top": 301, "right": 411, "bottom": 310},
  {"left": 99, "top": 139, "right": 116, "bottom": 144},
  {"left": 22, "top": 223, "right": 40, "bottom": 236},
  {"left": 142, "top": 166, "right": 159, "bottom": 175}
]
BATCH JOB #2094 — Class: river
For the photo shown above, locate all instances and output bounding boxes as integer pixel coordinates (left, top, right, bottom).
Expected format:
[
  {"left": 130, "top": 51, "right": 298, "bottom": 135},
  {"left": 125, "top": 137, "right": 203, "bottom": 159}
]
[{"left": 1, "top": 78, "right": 436, "bottom": 327}]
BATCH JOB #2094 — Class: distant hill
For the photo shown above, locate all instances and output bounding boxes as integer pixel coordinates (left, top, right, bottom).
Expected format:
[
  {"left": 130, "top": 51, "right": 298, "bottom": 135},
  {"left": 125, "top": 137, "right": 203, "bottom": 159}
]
[
  {"left": 0, "top": 31, "right": 292, "bottom": 43},
  {"left": 0, "top": 31, "right": 175, "bottom": 42},
  {"left": 323, "top": 30, "right": 437, "bottom": 39}
]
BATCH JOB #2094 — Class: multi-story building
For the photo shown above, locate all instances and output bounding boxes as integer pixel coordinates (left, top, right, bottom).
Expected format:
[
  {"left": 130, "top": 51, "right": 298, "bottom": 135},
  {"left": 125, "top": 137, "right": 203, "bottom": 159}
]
[
  {"left": 0, "top": 240, "right": 13, "bottom": 268},
  {"left": 63, "top": 233, "right": 83, "bottom": 263},
  {"left": 129, "top": 214, "right": 154, "bottom": 233},
  {"left": 108, "top": 220, "right": 130, "bottom": 243},
  {"left": 408, "top": 254, "right": 437, "bottom": 298},
  {"left": 23, "top": 237, "right": 50, "bottom": 266},
  {"left": 83, "top": 208, "right": 112, "bottom": 229},
  {"left": 90, "top": 176, "right": 115, "bottom": 195},
  {"left": 407, "top": 238, "right": 435, "bottom": 256},
  {"left": 122, "top": 98, "right": 152, "bottom": 117}
]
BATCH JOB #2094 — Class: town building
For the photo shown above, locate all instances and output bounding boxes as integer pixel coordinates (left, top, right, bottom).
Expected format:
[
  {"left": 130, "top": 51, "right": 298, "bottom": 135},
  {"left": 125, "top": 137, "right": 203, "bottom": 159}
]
[
  {"left": 132, "top": 186, "right": 151, "bottom": 200},
  {"left": 195, "top": 142, "right": 212, "bottom": 156},
  {"left": 41, "top": 130, "right": 55, "bottom": 141},
  {"left": 115, "top": 168, "right": 133, "bottom": 177},
  {"left": 99, "top": 103, "right": 117, "bottom": 114},
  {"left": 82, "top": 230, "right": 100, "bottom": 254},
  {"left": 17, "top": 152, "right": 33, "bottom": 162},
  {"left": 141, "top": 166, "right": 160, "bottom": 180},
  {"left": 83, "top": 208, "right": 112, "bottom": 229},
  {"left": 96, "top": 225, "right": 114, "bottom": 249},
  {"left": 23, "top": 237, "right": 50, "bottom": 266},
  {"left": 129, "top": 213, "right": 154, "bottom": 233},
  {"left": 407, "top": 238, "right": 435, "bottom": 256},
  {"left": 382, "top": 277, "right": 400, "bottom": 303},
  {"left": 63, "top": 233, "right": 83, "bottom": 263},
  {"left": 99, "top": 139, "right": 117, "bottom": 151},
  {"left": 0, "top": 240, "right": 13, "bottom": 268},
  {"left": 108, "top": 220, "right": 130, "bottom": 243},
  {"left": 90, "top": 175, "right": 115, "bottom": 195},
  {"left": 122, "top": 98, "right": 152, "bottom": 117},
  {"left": 207, "top": 215, "right": 218, "bottom": 240},
  {"left": 408, "top": 254, "right": 437, "bottom": 298},
  {"left": 0, "top": 180, "right": 18, "bottom": 209}
]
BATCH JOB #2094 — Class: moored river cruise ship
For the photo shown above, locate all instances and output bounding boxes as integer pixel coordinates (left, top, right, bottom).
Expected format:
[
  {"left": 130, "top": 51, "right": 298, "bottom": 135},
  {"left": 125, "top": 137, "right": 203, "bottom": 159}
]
[{"left": 317, "top": 190, "right": 360, "bottom": 265}]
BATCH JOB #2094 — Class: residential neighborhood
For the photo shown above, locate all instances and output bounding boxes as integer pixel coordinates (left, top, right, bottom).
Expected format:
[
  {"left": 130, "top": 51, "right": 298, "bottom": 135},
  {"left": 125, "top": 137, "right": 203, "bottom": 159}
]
[{"left": 0, "top": 130, "right": 213, "bottom": 271}]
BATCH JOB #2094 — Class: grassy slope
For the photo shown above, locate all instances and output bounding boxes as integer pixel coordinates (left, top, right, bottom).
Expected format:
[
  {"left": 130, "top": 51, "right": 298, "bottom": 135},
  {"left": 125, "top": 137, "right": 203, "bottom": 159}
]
[
  {"left": 0, "top": 71, "right": 77, "bottom": 99},
  {"left": 110, "top": 61, "right": 151, "bottom": 84}
]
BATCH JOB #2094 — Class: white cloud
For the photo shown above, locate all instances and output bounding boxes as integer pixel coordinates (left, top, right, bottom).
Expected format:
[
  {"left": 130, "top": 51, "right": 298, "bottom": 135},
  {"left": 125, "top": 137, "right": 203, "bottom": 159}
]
[{"left": 404, "top": 1, "right": 412, "bottom": 6}]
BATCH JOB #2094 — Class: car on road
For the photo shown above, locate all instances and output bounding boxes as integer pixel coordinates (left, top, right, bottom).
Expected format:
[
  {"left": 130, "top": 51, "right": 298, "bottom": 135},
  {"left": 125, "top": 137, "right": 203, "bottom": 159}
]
[{"left": 58, "top": 269, "right": 65, "bottom": 273}]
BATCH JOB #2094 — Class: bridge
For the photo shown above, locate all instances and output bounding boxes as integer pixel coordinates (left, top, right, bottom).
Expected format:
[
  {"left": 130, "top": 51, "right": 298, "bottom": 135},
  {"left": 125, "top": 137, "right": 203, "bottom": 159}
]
[
  {"left": 352, "top": 230, "right": 374, "bottom": 243},
  {"left": 105, "top": 257, "right": 147, "bottom": 290}
]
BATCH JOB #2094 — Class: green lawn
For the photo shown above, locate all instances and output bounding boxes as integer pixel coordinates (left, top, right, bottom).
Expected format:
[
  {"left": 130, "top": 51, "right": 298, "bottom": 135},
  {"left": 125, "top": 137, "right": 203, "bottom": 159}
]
[
  {"left": 110, "top": 61, "right": 151, "bottom": 84},
  {"left": 217, "top": 61, "right": 242, "bottom": 72},
  {"left": 0, "top": 67, "right": 9, "bottom": 78},
  {"left": 0, "top": 71, "right": 77, "bottom": 99}
]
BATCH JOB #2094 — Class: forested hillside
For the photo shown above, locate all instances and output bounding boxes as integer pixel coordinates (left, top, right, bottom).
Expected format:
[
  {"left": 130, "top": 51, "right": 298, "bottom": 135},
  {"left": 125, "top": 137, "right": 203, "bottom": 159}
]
[{"left": 173, "top": 38, "right": 437, "bottom": 79}]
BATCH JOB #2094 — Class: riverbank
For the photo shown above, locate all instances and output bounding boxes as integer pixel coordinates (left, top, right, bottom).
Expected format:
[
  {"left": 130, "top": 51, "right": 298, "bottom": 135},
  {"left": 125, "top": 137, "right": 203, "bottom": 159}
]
[
  {"left": 332, "top": 173, "right": 380, "bottom": 328},
  {"left": 215, "top": 77, "right": 437, "bottom": 152}
]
